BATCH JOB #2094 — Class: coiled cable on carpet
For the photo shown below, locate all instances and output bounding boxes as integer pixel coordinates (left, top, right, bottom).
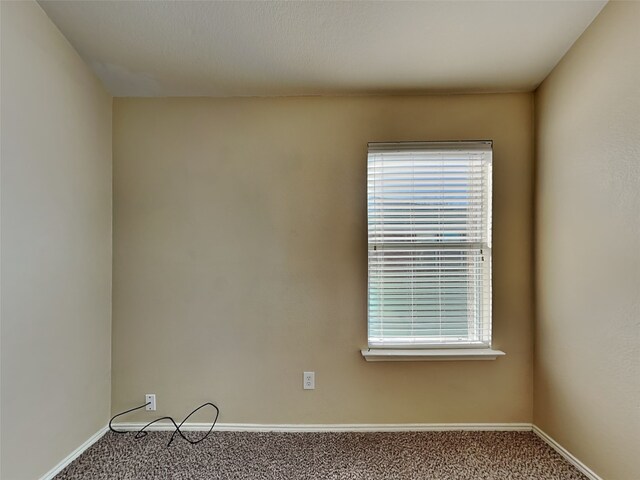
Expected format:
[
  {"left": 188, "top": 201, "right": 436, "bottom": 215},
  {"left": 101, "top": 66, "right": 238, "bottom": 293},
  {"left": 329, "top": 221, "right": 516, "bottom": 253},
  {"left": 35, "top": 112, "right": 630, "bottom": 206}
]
[{"left": 109, "top": 401, "right": 220, "bottom": 447}]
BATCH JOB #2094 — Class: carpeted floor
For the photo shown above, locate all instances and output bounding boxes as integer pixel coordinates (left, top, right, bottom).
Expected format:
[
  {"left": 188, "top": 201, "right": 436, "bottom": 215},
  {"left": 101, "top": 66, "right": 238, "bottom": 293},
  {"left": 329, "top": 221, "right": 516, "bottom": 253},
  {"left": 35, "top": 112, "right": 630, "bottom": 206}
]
[{"left": 54, "top": 430, "right": 587, "bottom": 479}]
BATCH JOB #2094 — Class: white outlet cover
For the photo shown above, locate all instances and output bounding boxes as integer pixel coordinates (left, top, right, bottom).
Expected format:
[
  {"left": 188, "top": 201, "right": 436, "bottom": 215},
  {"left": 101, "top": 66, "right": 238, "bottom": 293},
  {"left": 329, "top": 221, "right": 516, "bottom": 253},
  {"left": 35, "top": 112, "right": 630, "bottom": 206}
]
[
  {"left": 303, "top": 372, "right": 315, "bottom": 390},
  {"left": 145, "top": 394, "right": 156, "bottom": 411}
]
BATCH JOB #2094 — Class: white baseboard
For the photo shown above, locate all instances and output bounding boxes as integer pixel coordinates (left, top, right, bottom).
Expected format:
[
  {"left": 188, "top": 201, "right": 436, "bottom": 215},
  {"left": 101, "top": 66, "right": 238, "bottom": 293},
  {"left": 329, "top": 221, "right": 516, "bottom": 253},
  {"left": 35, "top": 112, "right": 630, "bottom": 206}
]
[
  {"left": 532, "top": 425, "right": 602, "bottom": 480},
  {"left": 112, "top": 422, "right": 533, "bottom": 432},
  {"left": 39, "top": 425, "right": 108, "bottom": 480}
]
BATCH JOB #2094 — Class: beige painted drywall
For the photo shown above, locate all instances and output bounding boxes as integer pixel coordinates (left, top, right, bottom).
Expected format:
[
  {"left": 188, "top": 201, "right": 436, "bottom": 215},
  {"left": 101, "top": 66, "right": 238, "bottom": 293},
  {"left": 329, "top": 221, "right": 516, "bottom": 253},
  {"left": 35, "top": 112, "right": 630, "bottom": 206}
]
[
  {"left": 534, "top": 2, "right": 640, "bottom": 479},
  {"left": 112, "top": 93, "right": 534, "bottom": 424},
  {"left": 0, "top": 2, "right": 112, "bottom": 479}
]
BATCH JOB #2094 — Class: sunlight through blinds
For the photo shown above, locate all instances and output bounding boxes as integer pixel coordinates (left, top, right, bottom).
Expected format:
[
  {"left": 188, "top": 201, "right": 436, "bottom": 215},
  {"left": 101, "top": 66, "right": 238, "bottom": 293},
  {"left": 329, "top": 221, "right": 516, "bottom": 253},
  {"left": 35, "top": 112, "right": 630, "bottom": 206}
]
[{"left": 367, "top": 141, "right": 493, "bottom": 347}]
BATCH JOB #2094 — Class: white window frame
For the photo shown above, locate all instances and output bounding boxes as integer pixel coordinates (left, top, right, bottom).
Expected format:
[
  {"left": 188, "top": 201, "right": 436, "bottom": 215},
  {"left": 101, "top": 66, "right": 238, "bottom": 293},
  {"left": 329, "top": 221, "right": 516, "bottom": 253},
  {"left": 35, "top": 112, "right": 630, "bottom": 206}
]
[{"left": 362, "top": 141, "right": 504, "bottom": 361}]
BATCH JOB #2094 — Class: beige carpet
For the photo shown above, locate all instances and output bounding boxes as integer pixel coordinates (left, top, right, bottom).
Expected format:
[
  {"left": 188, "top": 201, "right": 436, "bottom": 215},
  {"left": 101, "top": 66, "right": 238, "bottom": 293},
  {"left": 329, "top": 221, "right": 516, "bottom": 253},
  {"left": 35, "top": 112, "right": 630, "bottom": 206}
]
[{"left": 55, "top": 430, "right": 588, "bottom": 479}]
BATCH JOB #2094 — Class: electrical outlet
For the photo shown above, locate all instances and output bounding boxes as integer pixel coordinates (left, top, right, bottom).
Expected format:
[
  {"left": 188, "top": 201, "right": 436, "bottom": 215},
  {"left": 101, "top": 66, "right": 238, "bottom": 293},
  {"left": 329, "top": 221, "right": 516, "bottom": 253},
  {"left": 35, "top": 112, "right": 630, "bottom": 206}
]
[
  {"left": 303, "top": 372, "right": 315, "bottom": 390},
  {"left": 145, "top": 394, "right": 156, "bottom": 411}
]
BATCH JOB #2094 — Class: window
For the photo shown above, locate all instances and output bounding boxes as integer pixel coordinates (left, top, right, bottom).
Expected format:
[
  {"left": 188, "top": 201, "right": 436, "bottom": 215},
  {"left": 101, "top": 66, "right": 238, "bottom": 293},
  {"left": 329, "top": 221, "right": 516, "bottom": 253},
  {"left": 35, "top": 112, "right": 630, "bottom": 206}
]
[{"left": 364, "top": 141, "right": 502, "bottom": 361}]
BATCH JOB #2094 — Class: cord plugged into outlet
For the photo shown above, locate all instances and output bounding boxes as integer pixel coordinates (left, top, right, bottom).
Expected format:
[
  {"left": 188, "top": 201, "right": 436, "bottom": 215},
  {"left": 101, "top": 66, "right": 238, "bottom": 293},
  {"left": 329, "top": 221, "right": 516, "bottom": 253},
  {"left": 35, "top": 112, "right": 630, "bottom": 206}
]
[
  {"left": 109, "top": 400, "right": 220, "bottom": 447},
  {"left": 145, "top": 394, "right": 156, "bottom": 411}
]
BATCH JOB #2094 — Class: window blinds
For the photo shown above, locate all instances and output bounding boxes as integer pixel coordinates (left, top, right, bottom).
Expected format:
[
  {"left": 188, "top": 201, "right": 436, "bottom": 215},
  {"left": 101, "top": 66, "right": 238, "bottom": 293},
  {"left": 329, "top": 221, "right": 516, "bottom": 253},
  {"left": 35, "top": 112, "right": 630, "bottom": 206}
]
[{"left": 367, "top": 141, "right": 492, "bottom": 348}]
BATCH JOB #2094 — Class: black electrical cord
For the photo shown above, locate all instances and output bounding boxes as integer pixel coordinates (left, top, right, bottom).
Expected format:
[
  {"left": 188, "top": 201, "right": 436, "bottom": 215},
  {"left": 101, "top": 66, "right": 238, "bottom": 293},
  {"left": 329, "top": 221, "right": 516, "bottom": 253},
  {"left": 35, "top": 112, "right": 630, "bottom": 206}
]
[{"left": 109, "top": 401, "right": 220, "bottom": 447}]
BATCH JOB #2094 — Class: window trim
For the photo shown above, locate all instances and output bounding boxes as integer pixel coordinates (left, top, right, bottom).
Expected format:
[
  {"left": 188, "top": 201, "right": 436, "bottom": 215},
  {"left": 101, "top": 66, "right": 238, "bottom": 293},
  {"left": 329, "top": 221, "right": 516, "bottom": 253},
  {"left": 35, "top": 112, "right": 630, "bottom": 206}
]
[
  {"left": 364, "top": 141, "right": 503, "bottom": 361},
  {"left": 361, "top": 348, "right": 505, "bottom": 362}
]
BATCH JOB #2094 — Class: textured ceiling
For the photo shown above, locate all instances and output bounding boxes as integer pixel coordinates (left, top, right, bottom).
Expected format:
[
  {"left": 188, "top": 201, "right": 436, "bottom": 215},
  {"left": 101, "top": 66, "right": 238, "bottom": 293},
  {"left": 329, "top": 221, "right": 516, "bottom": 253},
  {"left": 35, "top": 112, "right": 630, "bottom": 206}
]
[{"left": 38, "top": 0, "right": 606, "bottom": 97}]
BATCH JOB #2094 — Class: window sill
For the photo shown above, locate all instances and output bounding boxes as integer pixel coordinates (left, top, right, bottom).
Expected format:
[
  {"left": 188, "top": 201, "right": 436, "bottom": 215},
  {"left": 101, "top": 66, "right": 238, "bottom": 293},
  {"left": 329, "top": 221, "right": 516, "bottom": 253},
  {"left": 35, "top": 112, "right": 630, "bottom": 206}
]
[{"left": 361, "top": 348, "right": 505, "bottom": 362}]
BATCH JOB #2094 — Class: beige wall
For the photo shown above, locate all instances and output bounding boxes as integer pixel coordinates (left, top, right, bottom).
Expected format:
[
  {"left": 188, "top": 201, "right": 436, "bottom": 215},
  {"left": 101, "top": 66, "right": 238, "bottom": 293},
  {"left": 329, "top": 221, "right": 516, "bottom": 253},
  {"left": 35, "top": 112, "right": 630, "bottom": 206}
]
[
  {"left": 0, "top": 2, "right": 112, "bottom": 479},
  {"left": 112, "top": 93, "right": 534, "bottom": 424},
  {"left": 3, "top": 0, "right": 638, "bottom": 476},
  {"left": 534, "top": 2, "right": 640, "bottom": 479}
]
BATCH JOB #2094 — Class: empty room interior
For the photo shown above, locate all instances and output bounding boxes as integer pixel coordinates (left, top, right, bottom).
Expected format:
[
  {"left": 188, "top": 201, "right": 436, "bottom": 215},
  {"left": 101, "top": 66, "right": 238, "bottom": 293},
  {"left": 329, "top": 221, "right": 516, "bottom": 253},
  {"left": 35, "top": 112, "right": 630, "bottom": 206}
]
[{"left": 1, "top": 1, "right": 639, "bottom": 479}]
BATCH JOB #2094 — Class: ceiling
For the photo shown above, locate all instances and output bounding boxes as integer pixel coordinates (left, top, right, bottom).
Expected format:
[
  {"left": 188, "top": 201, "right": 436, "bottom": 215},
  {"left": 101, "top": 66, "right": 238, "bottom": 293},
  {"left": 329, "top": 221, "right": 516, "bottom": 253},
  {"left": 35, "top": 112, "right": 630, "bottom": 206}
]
[{"left": 38, "top": 0, "right": 607, "bottom": 97}]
